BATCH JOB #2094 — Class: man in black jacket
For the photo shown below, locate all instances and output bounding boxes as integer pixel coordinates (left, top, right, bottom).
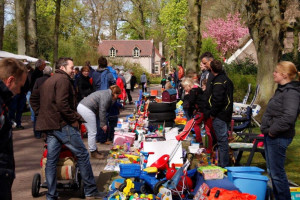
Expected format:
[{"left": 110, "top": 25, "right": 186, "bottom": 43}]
[
  {"left": 208, "top": 60, "right": 233, "bottom": 167},
  {"left": 0, "top": 58, "right": 27, "bottom": 200},
  {"left": 28, "top": 59, "right": 46, "bottom": 122}
]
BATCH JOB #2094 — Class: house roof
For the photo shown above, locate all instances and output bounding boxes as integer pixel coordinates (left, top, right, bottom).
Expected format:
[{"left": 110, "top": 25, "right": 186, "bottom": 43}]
[{"left": 98, "top": 40, "right": 155, "bottom": 57}]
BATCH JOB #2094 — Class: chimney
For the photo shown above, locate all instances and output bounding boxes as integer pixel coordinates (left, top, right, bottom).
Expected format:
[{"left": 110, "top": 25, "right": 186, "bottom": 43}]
[{"left": 159, "top": 42, "right": 163, "bottom": 57}]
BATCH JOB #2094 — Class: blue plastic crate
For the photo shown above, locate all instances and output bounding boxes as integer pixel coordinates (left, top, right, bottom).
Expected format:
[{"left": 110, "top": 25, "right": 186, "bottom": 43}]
[
  {"left": 119, "top": 164, "right": 141, "bottom": 178},
  {"left": 225, "top": 166, "right": 264, "bottom": 181},
  {"left": 232, "top": 173, "right": 268, "bottom": 200}
]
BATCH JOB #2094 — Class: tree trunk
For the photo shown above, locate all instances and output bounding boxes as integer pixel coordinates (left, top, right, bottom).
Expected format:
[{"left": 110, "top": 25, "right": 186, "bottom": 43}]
[
  {"left": 26, "top": 0, "right": 37, "bottom": 57},
  {"left": 0, "top": 0, "right": 4, "bottom": 50},
  {"left": 246, "top": 0, "right": 287, "bottom": 114},
  {"left": 53, "top": 0, "right": 61, "bottom": 67},
  {"left": 16, "top": 0, "right": 26, "bottom": 55},
  {"left": 185, "top": 0, "right": 202, "bottom": 72},
  {"left": 293, "top": 17, "right": 300, "bottom": 63},
  {"left": 293, "top": 29, "right": 299, "bottom": 62}
]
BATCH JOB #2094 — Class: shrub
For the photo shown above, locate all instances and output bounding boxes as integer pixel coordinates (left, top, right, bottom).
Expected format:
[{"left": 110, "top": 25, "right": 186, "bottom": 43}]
[
  {"left": 281, "top": 52, "right": 300, "bottom": 70},
  {"left": 224, "top": 58, "right": 257, "bottom": 75},
  {"left": 108, "top": 58, "right": 152, "bottom": 84},
  {"left": 200, "top": 37, "right": 222, "bottom": 60},
  {"left": 227, "top": 73, "right": 257, "bottom": 103}
]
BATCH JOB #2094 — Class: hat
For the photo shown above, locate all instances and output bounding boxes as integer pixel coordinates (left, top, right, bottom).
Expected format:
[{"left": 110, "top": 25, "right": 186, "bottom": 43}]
[{"left": 119, "top": 70, "right": 124, "bottom": 75}]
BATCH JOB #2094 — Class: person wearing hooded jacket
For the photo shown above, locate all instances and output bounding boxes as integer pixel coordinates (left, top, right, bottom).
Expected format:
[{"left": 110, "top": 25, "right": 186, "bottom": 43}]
[
  {"left": 92, "top": 56, "right": 115, "bottom": 91},
  {"left": 261, "top": 61, "right": 300, "bottom": 200}
]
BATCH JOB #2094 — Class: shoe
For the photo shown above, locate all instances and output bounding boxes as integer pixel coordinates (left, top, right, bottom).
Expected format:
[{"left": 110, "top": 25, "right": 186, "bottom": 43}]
[
  {"left": 90, "top": 151, "right": 105, "bottom": 159},
  {"left": 86, "top": 191, "right": 107, "bottom": 199},
  {"left": 129, "top": 102, "right": 133, "bottom": 105},
  {"left": 104, "top": 141, "right": 112, "bottom": 145},
  {"left": 15, "top": 125, "right": 25, "bottom": 130}
]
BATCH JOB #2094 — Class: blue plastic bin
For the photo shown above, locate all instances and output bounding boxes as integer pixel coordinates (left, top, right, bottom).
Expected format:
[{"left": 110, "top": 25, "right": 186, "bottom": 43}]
[
  {"left": 119, "top": 164, "right": 141, "bottom": 178},
  {"left": 231, "top": 173, "right": 268, "bottom": 200},
  {"left": 225, "top": 166, "right": 264, "bottom": 181}
]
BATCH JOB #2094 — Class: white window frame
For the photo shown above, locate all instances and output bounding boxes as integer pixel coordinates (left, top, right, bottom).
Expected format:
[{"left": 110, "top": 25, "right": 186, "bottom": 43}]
[
  {"left": 110, "top": 47, "right": 116, "bottom": 57},
  {"left": 133, "top": 47, "right": 140, "bottom": 57}
]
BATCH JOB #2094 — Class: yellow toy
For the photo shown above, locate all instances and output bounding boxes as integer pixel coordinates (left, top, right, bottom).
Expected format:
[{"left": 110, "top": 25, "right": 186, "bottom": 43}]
[
  {"left": 123, "top": 179, "right": 135, "bottom": 196},
  {"left": 147, "top": 194, "right": 154, "bottom": 200},
  {"left": 124, "top": 154, "right": 140, "bottom": 162}
]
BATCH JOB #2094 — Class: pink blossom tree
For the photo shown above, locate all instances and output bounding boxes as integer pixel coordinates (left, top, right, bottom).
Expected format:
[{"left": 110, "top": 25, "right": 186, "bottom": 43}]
[{"left": 203, "top": 13, "right": 249, "bottom": 57}]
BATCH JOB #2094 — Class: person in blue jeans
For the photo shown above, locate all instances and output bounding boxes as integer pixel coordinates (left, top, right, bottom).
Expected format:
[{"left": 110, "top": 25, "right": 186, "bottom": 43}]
[
  {"left": 205, "top": 60, "right": 233, "bottom": 168},
  {"left": 261, "top": 61, "right": 300, "bottom": 200},
  {"left": 30, "top": 57, "right": 104, "bottom": 200}
]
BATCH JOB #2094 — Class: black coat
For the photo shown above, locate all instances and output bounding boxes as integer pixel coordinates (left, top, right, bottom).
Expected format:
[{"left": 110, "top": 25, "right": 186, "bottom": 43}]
[
  {"left": 77, "top": 74, "right": 93, "bottom": 102},
  {"left": 206, "top": 71, "right": 234, "bottom": 122},
  {"left": 0, "top": 80, "right": 15, "bottom": 179},
  {"left": 183, "top": 86, "right": 204, "bottom": 116},
  {"left": 261, "top": 81, "right": 300, "bottom": 138},
  {"left": 130, "top": 75, "right": 137, "bottom": 91},
  {"left": 29, "top": 68, "right": 43, "bottom": 91},
  {"left": 33, "top": 74, "right": 51, "bottom": 90}
]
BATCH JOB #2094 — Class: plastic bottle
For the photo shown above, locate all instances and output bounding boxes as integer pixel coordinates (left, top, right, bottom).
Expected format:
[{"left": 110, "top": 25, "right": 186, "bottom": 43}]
[{"left": 201, "top": 129, "right": 208, "bottom": 148}]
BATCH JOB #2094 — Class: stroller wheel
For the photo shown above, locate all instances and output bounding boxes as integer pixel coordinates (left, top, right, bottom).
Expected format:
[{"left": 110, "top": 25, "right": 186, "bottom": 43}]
[
  {"left": 32, "top": 173, "right": 41, "bottom": 197},
  {"left": 118, "top": 182, "right": 127, "bottom": 192},
  {"left": 153, "top": 180, "right": 166, "bottom": 195},
  {"left": 140, "top": 184, "right": 152, "bottom": 194}
]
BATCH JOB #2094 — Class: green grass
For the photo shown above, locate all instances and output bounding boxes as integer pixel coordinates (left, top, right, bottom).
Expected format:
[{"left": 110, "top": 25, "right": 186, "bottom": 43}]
[
  {"left": 149, "top": 77, "right": 162, "bottom": 84},
  {"left": 239, "top": 120, "right": 300, "bottom": 185},
  {"left": 22, "top": 111, "right": 31, "bottom": 116}
]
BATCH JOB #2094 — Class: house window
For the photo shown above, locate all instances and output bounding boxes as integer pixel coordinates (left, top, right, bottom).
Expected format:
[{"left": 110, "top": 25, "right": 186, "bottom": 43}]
[
  {"left": 133, "top": 47, "right": 140, "bottom": 57},
  {"left": 155, "top": 64, "right": 159, "bottom": 72},
  {"left": 110, "top": 47, "right": 116, "bottom": 57}
]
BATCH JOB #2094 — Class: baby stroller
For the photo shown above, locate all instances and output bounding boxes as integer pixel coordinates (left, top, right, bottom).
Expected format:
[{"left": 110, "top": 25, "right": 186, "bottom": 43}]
[{"left": 31, "top": 143, "right": 85, "bottom": 198}]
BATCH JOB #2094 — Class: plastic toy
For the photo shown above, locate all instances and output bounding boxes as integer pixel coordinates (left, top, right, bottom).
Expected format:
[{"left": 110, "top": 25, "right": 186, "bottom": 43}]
[
  {"left": 158, "top": 154, "right": 196, "bottom": 199},
  {"left": 123, "top": 179, "right": 135, "bottom": 196},
  {"left": 119, "top": 119, "right": 197, "bottom": 195}
]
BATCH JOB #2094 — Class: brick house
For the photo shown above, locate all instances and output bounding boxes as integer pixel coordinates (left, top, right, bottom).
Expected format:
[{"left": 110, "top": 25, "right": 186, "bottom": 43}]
[{"left": 98, "top": 40, "right": 163, "bottom": 74}]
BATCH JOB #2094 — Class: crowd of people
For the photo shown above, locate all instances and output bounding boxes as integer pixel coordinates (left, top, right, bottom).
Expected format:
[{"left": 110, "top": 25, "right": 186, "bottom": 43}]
[
  {"left": 160, "top": 52, "right": 300, "bottom": 200},
  {"left": 0, "top": 51, "right": 299, "bottom": 199}
]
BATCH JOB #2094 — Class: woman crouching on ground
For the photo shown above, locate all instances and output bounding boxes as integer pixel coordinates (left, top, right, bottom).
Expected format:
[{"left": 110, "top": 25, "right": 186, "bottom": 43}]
[
  {"left": 77, "top": 85, "right": 121, "bottom": 159},
  {"left": 261, "top": 61, "right": 300, "bottom": 200}
]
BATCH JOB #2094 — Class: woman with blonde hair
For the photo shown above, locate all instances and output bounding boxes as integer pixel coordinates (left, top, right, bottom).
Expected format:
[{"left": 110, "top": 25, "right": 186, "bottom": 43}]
[
  {"left": 77, "top": 85, "right": 121, "bottom": 159},
  {"left": 261, "top": 61, "right": 300, "bottom": 200}
]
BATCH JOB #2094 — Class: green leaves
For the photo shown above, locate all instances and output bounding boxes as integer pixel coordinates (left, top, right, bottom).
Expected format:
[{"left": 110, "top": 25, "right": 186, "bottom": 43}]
[{"left": 159, "top": 0, "right": 188, "bottom": 52}]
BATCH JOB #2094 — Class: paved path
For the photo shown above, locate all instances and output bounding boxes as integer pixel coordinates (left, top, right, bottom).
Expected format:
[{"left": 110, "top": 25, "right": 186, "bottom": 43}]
[{"left": 11, "top": 85, "right": 161, "bottom": 200}]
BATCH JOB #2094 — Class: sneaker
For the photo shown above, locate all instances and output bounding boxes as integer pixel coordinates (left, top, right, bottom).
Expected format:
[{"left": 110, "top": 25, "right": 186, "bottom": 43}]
[
  {"left": 15, "top": 125, "right": 25, "bottom": 130},
  {"left": 90, "top": 151, "right": 105, "bottom": 159},
  {"left": 86, "top": 191, "right": 107, "bottom": 199}
]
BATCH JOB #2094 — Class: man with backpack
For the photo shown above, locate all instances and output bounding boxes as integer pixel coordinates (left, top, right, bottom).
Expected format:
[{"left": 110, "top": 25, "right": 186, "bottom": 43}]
[{"left": 92, "top": 56, "right": 115, "bottom": 91}]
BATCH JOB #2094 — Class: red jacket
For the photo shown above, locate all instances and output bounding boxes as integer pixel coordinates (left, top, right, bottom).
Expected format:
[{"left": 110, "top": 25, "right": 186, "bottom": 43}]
[
  {"left": 116, "top": 77, "right": 126, "bottom": 100},
  {"left": 178, "top": 66, "right": 184, "bottom": 80}
]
